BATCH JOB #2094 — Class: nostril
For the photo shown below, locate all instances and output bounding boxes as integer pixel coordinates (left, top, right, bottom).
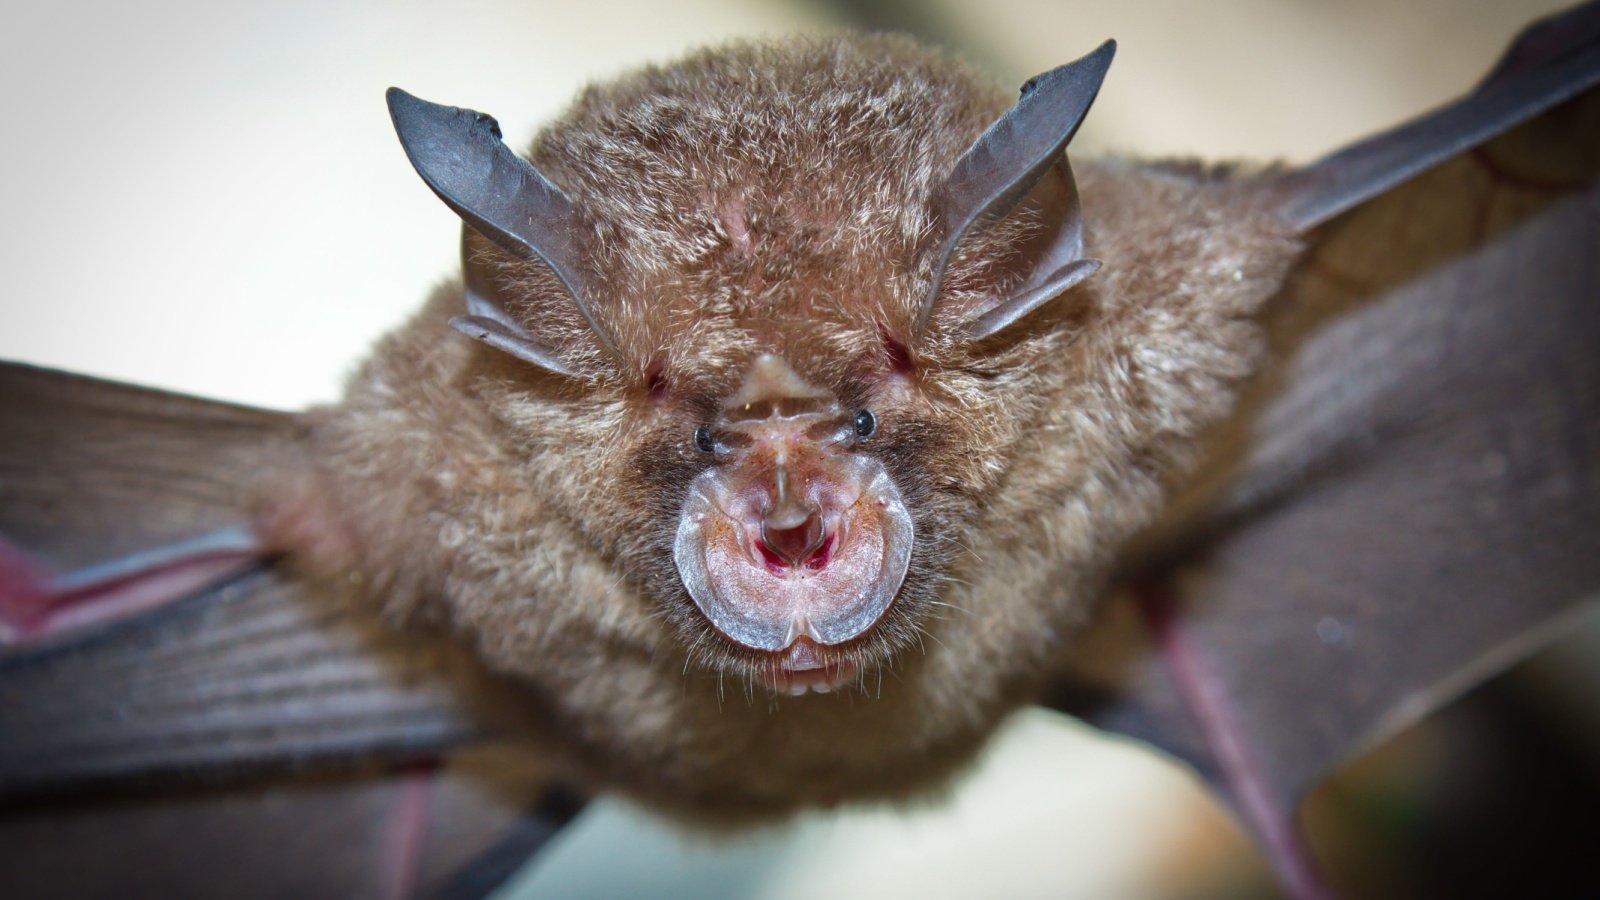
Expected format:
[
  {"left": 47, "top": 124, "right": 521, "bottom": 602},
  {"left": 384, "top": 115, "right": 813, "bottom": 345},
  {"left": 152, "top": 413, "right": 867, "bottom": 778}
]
[
  {"left": 760, "top": 510, "right": 824, "bottom": 570},
  {"left": 756, "top": 540, "right": 789, "bottom": 573},
  {"left": 803, "top": 532, "right": 834, "bottom": 571}
]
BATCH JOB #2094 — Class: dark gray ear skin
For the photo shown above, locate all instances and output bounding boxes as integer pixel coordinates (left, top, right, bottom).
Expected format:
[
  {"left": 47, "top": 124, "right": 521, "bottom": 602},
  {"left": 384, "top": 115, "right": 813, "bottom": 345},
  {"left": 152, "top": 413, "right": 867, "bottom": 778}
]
[
  {"left": 915, "top": 40, "right": 1115, "bottom": 341},
  {"left": 386, "top": 88, "right": 618, "bottom": 374}
]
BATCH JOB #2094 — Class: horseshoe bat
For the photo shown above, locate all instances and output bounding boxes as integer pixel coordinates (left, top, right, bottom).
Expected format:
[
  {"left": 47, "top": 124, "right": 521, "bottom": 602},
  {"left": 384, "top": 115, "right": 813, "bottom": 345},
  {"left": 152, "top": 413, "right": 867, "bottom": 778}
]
[{"left": 3, "top": 4, "right": 1598, "bottom": 897}]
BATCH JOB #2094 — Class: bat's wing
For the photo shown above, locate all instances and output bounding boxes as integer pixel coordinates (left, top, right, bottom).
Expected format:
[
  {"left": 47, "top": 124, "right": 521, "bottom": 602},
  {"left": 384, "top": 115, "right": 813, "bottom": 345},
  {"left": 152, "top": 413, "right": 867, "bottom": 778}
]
[
  {"left": 0, "top": 750, "right": 582, "bottom": 900},
  {"left": 1272, "top": 0, "right": 1600, "bottom": 230},
  {"left": 0, "top": 364, "right": 573, "bottom": 897},
  {"left": 0, "top": 363, "right": 509, "bottom": 789},
  {"left": 1048, "top": 5, "right": 1600, "bottom": 894}
]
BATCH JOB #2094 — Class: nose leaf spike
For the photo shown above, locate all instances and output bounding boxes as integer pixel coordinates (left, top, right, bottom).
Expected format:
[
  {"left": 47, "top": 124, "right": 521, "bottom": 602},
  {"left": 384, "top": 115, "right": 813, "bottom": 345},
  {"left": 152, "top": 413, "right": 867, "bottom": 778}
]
[
  {"left": 725, "top": 354, "right": 830, "bottom": 415},
  {"left": 765, "top": 464, "right": 811, "bottom": 529}
]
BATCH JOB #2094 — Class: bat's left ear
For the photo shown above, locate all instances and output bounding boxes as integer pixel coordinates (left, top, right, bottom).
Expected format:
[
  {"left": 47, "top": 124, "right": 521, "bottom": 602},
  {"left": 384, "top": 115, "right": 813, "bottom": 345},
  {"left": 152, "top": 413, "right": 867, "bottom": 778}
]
[{"left": 915, "top": 41, "right": 1114, "bottom": 341}]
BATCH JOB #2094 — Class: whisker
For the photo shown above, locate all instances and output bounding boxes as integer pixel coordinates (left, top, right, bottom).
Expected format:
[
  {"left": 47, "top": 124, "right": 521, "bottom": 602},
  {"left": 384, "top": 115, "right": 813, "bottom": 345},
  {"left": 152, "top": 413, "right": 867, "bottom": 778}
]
[
  {"left": 949, "top": 537, "right": 985, "bottom": 563},
  {"left": 918, "top": 627, "right": 951, "bottom": 653}
]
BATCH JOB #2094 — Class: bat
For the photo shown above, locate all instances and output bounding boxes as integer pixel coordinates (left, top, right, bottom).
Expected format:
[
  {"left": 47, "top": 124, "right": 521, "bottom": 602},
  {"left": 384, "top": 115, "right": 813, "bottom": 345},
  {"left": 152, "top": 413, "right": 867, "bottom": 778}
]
[{"left": 2, "top": 4, "right": 1597, "bottom": 897}]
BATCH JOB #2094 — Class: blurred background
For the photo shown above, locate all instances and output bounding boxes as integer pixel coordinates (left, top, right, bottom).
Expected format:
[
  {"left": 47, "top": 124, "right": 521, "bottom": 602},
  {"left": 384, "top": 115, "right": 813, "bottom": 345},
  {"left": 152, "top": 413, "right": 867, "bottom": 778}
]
[
  {"left": 0, "top": 0, "right": 1574, "bottom": 411},
  {"left": 1, "top": 1, "right": 1595, "bottom": 897}
]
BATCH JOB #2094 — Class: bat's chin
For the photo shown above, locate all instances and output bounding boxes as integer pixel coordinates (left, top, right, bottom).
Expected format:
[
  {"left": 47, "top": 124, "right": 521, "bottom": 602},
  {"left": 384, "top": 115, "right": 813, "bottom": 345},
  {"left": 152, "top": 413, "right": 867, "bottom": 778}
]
[
  {"left": 672, "top": 455, "right": 914, "bottom": 657},
  {"left": 757, "top": 638, "right": 861, "bottom": 696}
]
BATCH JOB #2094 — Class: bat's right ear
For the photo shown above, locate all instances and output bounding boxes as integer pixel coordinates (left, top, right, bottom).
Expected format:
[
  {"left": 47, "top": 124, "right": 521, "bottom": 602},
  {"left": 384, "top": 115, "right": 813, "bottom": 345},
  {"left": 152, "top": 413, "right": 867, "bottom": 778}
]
[{"left": 385, "top": 88, "right": 617, "bottom": 376}]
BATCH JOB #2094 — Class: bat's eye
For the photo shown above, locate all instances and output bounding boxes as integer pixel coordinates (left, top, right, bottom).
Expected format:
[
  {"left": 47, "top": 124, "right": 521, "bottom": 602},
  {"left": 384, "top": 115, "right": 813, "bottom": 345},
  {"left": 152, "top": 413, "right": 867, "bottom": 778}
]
[
  {"left": 695, "top": 426, "right": 715, "bottom": 453},
  {"left": 854, "top": 409, "right": 876, "bottom": 440}
]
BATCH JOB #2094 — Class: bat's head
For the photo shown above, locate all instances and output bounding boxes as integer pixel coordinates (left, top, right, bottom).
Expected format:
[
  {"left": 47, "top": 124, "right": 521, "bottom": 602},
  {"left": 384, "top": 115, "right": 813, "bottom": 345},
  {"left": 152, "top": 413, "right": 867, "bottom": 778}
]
[{"left": 382, "top": 37, "right": 1115, "bottom": 700}]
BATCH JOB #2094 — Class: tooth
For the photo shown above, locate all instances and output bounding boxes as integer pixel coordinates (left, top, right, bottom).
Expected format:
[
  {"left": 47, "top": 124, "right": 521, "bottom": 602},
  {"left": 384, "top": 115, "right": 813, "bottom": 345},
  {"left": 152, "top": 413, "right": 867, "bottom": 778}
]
[
  {"left": 812, "top": 681, "right": 833, "bottom": 694},
  {"left": 788, "top": 682, "right": 808, "bottom": 697}
]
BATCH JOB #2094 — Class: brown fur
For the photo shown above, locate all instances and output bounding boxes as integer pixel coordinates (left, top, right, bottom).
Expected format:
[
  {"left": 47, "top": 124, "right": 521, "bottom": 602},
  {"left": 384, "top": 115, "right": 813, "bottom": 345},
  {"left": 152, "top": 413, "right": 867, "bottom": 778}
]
[{"left": 271, "top": 34, "right": 1303, "bottom": 823}]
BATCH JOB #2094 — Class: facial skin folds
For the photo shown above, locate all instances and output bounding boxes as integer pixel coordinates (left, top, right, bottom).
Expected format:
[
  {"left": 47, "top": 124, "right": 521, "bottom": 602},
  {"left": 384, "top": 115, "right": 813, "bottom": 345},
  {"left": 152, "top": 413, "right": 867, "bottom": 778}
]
[{"left": 674, "top": 354, "right": 914, "bottom": 663}]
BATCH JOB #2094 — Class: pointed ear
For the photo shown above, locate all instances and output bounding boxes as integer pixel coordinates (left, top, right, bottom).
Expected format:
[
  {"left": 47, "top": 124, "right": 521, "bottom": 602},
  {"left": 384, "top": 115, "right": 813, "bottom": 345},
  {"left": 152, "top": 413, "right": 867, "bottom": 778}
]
[
  {"left": 386, "top": 88, "right": 618, "bottom": 373},
  {"left": 913, "top": 41, "right": 1114, "bottom": 341}
]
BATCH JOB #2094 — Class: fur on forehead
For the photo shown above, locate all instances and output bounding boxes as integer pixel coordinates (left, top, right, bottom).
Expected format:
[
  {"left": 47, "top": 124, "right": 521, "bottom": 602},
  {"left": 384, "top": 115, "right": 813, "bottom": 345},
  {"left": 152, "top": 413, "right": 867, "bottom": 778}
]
[{"left": 480, "top": 34, "right": 1034, "bottom": 392}]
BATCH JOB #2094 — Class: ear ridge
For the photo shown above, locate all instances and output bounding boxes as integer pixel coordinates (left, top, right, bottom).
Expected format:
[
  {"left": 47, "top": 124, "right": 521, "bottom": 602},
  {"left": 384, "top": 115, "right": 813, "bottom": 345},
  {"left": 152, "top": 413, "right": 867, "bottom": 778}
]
[
  {"left": 386, "top": 87, "right": 620, "bottom": 371},
  {"left": 965, "top": 258, "right": 1101, "bottom": 339},
  {"left": 914, "top": 41, "right": 1115, "bottom": 340},
  {"left": 448, "top": 314, "right": 580, "bottom": 376},
  {"left": 452, "top": 233, "right": 580, "bottom": 376}
]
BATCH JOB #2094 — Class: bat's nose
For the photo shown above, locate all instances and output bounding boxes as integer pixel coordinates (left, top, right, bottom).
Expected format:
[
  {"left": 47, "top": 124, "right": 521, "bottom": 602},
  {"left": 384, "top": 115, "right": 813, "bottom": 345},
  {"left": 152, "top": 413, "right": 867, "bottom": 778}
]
[
  {"left": 759, "top": 506, "right": 828, "bottom": 570},
  {"left": 757, "top": 462, "right": 830, "bottom": 570},
  {"left": 671, "top": 351, "right": 912, "bottom": 657},
  {"left": 674, "top": 449, "right": 912, "bottom": 655}
]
